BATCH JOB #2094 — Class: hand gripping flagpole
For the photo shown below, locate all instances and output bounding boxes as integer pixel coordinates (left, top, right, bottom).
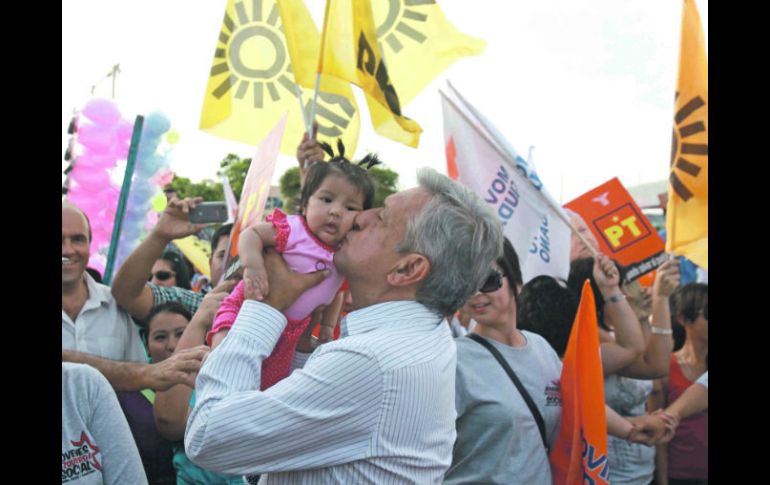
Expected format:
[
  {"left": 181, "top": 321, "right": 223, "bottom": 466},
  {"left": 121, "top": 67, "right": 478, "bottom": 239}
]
[{"left": 440, "top": 84, "right": 599, "bottom": 259}]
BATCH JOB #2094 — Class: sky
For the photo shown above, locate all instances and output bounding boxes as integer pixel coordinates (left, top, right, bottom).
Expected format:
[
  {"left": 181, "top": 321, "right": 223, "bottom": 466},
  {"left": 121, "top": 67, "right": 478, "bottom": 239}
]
[{"left": 62, "top": 0, "right": 707, "bottom": 203}]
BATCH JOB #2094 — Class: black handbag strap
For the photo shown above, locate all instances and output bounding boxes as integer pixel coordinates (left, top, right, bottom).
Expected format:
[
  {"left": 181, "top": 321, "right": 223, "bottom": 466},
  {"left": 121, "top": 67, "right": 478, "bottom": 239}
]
[{"left": 467, "top": 333, "right": 549, "bottom": 451}]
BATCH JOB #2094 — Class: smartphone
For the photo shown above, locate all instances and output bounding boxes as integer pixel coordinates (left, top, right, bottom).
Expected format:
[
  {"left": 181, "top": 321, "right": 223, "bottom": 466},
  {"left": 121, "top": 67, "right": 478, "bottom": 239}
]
[{"left": 189, "top": 201, "right": 229, "bottom": 224}]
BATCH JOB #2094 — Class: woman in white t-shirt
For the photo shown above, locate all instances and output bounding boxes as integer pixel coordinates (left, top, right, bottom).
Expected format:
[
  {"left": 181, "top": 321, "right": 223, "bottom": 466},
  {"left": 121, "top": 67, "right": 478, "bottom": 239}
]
[{"left": 446, "top": 239, "right": 661, "bottom": 485}]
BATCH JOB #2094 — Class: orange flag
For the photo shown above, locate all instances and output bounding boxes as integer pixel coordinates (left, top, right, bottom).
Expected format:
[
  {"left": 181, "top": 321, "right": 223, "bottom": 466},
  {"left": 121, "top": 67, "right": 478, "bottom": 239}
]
[
  {"left": 666, "top": 0, "right": 708, "bottom": 269},
  {"left": 550, "top": 280, "right": 609, "bottom": 485}
]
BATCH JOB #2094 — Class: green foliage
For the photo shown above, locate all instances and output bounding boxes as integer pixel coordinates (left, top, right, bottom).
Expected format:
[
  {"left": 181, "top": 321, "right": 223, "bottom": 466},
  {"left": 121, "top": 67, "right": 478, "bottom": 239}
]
[
  {"left": 167, "top": 176, "right": 223, "bottom": 201},
  {"left": 369, "top": 166, "right": 398, "bottom": 208},
  {"left": 279, "top": 167, "right": 302, "bottom": 214},
  {"left": 218, "top": 153, "right": 252, "bottom": 200},
  {"left": 166, "top": 153, "right": 253, "bottom": 202}
]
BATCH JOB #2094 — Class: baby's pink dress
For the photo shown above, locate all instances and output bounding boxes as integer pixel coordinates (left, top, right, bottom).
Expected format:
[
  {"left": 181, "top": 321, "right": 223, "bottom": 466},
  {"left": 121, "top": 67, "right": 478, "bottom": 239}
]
[{"left": 208, "top": 208, "right": 343, "bottom": 389}]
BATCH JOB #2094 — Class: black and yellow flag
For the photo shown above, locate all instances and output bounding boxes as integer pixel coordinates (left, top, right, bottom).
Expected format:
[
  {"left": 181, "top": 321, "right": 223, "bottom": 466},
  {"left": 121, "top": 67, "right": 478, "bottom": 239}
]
[
  {"left": 318, "top": 0, "right": 422, "bottom": 148},
  {"left": 666, "top": 0, "right": 708, "bottom": 269},
  {"left": 371, "top": 0, "right": 485, "bottom": 105},
  {"left": 200, "top": 0, "right": 360, "bottom": 155}
]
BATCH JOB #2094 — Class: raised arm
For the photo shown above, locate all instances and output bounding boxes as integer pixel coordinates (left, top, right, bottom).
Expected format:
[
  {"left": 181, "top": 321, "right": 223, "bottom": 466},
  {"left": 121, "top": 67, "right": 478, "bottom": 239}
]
[
  {"left": 111, "top": 197, "right": 206, "bottom": 320},
  {"left": 154, "top": 280, "right": 235, "bottom": 441},
  {"left": 593, "top": 254, "right": 646, "bottom": 375},
  {"left": 295, "top": 123, "right": 325, "bottom": 187},
  {"left": 617, "top": 259, "right": 680, "bottom": 379},
  {"left": 62, "top": 346, "right": 207, "bottom": 392}
]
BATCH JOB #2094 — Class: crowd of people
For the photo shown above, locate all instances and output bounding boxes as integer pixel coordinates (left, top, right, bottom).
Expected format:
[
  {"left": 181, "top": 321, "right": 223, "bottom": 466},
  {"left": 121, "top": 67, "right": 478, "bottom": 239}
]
[{"left": 62, "top": 134, "right": 707, "bottom": 484}]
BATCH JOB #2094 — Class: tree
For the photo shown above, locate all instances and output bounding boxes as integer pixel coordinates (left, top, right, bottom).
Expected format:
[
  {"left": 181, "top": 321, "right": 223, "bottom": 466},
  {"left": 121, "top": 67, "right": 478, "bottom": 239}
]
[
  {"left": 277, "top": 164, "right": 399, "bottom": 214},
  {"left": 218, "top": 153, "right": 252, "bottom": 200},
  {"left": 369, "top": 166, "right": 398, "bottom": 208},
  {"left": 279, "top": 167, "right": 302, "bottom": 214},
  {"left": 167, "top": 175, "right": 223, "bottom": 201},
  {"left": 165, "top": 153, "right": 252, "bottom": 202}
]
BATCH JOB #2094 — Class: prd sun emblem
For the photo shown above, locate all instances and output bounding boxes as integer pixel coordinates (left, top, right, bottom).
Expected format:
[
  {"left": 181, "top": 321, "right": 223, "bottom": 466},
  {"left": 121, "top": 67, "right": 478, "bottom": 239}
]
[
  {"left": 670, "top": 93, "right": 708, "bottom": 202},
  {"left": 374, "top": 0, "right": 433, "bottom": 54}
]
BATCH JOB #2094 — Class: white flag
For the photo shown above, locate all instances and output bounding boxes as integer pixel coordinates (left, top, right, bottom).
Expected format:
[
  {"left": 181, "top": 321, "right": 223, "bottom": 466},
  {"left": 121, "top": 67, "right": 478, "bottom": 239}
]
[
  {"left": 220, "top": 174, "right": 238, "bottom": 224},
  {"left": 441, "top": 86, "right": 570, "bottom": 283}
]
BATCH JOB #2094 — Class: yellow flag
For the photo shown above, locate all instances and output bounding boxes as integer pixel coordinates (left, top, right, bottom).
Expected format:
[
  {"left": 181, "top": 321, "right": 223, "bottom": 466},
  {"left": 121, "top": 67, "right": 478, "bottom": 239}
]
[
  {"left": 276, "top": 0, "right": 319, "bottom": 89},
  {"left": 319, "top": 0, "right": 422, "bottom": 147},
  {"left": 371, "top": 0, "right": 485, "bottom": 105},
  {"left": 172, "top": 235, "right": 212, "bottom": 278},
  {"left": 200, "top": 0, "right": 360, "bottom": 155},
  {"left": 666, "top": 0, "right": 708, "bottom": 269}
]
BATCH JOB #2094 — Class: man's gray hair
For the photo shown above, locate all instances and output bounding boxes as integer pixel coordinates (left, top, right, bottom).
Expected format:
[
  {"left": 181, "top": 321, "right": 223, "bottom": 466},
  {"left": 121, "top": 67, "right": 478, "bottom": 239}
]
[{"left": 397, "top": 168, "right": 503, "bottom": 316}]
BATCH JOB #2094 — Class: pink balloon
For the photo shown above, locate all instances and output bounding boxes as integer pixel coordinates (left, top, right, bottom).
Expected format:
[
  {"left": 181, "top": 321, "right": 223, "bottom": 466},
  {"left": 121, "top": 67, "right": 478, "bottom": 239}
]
[
  {"left": 153, "top": 169, "right": 175, "bottom": 187},
  {"left": 116, "top": 119, "right": 136, "bottom": 143},
  {"left": 75, "top": 200, "right": 102, "bottom": 221},
  {"left": 92, "top": 212, "right": 116, "bottom": 237},
  {"left": 97, "top": 185, "right": 121, "bottom": 210},
  {"left": 82, "top": 98, "right": 122, "bottom": 126},
  {"left": 91, "top": 233, "right": 109, "bottom": 249},
  {"left": 77, "top": 123, "right": 119, "bottom": 152},
  {"left": 64, "top": 192, "right": 92, "bottom": 212},
  {"left": 75, "top": 152, "right": 117, "bottom": 169},
  {"left": 70, "top": 165, "right": 112, "bottom": 190}
]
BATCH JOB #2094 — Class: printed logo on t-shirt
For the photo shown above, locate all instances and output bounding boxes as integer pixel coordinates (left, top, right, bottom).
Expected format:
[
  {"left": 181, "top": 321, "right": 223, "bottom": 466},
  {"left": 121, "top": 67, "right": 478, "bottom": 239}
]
[
  {"left": 545, "top": 379, "right": 561, "bottom": 407},
  {"left": 62, "top": 431, "right": 102, "bottom": 483}
]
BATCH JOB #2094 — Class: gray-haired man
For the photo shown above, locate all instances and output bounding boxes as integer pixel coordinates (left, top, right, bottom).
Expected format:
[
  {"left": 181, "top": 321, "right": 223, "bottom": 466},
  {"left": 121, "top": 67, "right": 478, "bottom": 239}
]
[{"left": 186, "top": 168, "right": 503, "bottom": 484}]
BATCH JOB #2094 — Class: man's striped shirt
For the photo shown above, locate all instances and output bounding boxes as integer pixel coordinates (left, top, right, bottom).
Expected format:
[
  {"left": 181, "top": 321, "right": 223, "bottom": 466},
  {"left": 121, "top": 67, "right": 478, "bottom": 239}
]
[{"left": 185, "top": 299, "right": 457, "bottom": 484}]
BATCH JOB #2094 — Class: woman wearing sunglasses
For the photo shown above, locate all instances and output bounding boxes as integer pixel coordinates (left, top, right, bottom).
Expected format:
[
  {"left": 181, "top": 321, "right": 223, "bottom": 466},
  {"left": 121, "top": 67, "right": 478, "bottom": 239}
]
[
  {"left": 444, "top": 238, "right": 563, "bottom": 484},
  {"left": 150, "top": 251, "right": 192, "bottom": 290},
  {"left": 445, "top": 239, "right": 658, "bottom": 484}
]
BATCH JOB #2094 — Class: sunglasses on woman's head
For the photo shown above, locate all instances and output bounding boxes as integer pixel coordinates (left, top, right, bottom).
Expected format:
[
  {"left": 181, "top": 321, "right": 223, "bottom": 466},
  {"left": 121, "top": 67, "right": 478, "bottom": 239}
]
[
  {"left": 153, "top": 270, "right": 175, "bottom": 281},
  {"left": 479, "top": 270, "right": 503, "bottom": 293}
]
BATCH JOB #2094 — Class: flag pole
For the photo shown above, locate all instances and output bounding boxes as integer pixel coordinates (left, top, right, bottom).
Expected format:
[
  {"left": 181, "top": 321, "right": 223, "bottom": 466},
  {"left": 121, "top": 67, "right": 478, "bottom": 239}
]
[
  {"left": 308, "top": 73, "right": 321, "bottom": 137},
  {"left": 294, "top": 83, "right": 311, "bottom": 135},
  {"left": 665, "top": 181, "right": 677, "bottom": 261},
  {"left": 103, "top": 115, "right": 144, "bottom": 285},
  {"left": 440, "top": 88, "right": 599, "bottom": 259},
  {"left": 310, "top": 0, "right": 331, "bottom": 146},
  {"left": 294, "top": 82, "right": 313, "bottom": 170}
]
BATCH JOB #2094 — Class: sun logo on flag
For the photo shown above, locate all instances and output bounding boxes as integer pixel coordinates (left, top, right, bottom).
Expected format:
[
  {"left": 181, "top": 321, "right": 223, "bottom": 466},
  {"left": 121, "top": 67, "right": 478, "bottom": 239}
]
[
  {"left": 307, "top": 91, "right": 357, "bottom": 138},
  {"left": 210, "top": 1, "right": 297, "bottom": 108},
  {"left": 670, "top": 92, "right": 708, "bottom": 201},
  {"left": 374, "top": 0, "right": 433, "bottom": 54},
  {"left": 208, "top": 1, "right": 357, "bottom": 140}
]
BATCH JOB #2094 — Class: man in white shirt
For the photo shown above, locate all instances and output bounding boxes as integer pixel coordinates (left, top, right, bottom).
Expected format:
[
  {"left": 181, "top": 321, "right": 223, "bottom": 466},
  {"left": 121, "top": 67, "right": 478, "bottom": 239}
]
[
  {"left": 62, "top": 200, "right": 206, "bottom": 391},
  {"left": 185, "top": 168, "right": 504, "bottom": 484}
]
